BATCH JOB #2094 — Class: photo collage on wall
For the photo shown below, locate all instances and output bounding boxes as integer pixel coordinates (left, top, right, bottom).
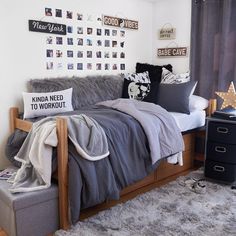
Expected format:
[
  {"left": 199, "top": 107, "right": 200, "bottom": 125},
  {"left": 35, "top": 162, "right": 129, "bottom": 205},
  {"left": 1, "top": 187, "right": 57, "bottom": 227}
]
[{"left": 45, "top": 7, "right": 126, "bottom": 72}]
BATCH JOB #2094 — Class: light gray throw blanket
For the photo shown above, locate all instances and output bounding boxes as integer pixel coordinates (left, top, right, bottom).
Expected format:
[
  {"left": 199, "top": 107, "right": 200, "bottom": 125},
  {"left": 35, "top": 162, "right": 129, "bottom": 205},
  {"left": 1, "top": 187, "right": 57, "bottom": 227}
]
[
  {"left": 10, "top": 114, "right": 109, "bottom": 193},
  {"left": 98, "top": 99, "right": 184, "bottom": 164}
]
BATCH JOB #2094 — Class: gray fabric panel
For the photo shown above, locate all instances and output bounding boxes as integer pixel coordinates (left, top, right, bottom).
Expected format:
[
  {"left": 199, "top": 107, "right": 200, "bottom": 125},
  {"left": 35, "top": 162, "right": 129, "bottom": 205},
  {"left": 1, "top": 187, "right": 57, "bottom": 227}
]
[
  {"left": 28, "top": 75, "right": 124, "bottom": 110},
  {"left": 190, "top": 0, "right": 236, "bottom": 101},
  {"left": 15, "top": 198, "right": 59, "bottom": 236},
  {"left": 0, "top": 197, "right": 16, "bottom": 236},
  {"left": 0, "top": 179, "right": 58, "bottom": 210}
]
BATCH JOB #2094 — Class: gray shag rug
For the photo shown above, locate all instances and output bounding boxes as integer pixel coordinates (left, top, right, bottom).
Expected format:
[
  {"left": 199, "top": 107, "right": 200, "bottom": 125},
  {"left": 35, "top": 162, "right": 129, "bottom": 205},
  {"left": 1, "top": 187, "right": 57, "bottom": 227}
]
[{"left": 55, "top": 168, "right": 236, "bottom": 236}]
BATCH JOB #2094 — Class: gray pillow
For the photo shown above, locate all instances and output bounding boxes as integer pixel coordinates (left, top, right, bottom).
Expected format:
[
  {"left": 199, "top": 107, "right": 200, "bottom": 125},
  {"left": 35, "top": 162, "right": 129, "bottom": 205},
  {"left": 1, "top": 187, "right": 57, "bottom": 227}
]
[
  {"left": 156, "top": 80, "right": 197, "bottom": 114},
  {"left": 28, "top": 75, "right": 124, "bottom": 110}
]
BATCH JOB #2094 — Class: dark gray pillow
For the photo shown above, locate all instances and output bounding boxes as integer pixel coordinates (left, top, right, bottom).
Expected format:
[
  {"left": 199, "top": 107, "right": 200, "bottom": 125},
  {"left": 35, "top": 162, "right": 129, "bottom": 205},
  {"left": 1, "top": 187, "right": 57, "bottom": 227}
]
[
  {"left": 156, "top": 80, "right": 197, "bottom": 114},
  {"left": 28, "top": 75, "right": 124, "bottom": 110}
]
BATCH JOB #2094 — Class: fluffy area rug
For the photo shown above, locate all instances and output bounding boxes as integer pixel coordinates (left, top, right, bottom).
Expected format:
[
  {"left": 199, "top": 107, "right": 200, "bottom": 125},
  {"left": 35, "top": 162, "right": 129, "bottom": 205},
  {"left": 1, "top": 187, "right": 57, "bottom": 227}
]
[{"left": 55, "top": 168, "right": 236, "bottom": 236}]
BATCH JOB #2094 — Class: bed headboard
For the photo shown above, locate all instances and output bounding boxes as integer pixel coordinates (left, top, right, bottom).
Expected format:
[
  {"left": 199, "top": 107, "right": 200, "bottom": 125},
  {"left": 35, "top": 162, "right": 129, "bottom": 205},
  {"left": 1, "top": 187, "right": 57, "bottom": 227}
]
[{"left": 28, "top": 75, "right": 124, "bottom": 110}]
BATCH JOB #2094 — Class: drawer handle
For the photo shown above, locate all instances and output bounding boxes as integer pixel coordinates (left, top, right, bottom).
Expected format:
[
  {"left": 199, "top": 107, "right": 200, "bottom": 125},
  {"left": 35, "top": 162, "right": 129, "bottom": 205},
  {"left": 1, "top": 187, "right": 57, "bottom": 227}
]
[
  {"left": 215, "top": 146, "right": 227, "bottom": 153},
  {"left": 217, "top": 127, "right": 228, "bottom": 134},
  {"left": 213, "top": 165, "right": 225, "bottom": 172}
]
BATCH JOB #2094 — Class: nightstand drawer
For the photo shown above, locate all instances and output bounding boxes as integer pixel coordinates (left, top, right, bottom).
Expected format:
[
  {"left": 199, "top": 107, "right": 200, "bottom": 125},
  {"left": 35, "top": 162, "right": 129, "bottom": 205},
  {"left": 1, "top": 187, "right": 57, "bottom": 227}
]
[
  {"left": 206, "top": 141, "right": 236, "bottom": 164},
  {"left": 204, "top": 159, "right": 236, "bottom": 182},
  {"left": 208, "top": 121, "right": 236, "bottom": 144}
]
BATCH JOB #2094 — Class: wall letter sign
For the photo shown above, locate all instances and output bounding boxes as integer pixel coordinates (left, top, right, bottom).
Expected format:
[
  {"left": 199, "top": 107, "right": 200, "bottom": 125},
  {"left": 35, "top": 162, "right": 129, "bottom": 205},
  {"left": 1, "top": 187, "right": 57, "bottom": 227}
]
[
  {"left": 28, "top": 20, "right": 67, "bottom": 35},
  {"left": 157, "top": 47, "right": 188, "bottom": 57},
  {"left": 103, "top": 15, "right": 138, "bottom": 30}
]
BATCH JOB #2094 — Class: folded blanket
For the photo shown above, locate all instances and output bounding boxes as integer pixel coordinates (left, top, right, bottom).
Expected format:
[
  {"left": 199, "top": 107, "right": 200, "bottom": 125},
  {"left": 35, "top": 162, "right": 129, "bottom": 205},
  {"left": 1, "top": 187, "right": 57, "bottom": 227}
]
[{"left": 10, "top": 114, "right": 109, "bottom": 193}]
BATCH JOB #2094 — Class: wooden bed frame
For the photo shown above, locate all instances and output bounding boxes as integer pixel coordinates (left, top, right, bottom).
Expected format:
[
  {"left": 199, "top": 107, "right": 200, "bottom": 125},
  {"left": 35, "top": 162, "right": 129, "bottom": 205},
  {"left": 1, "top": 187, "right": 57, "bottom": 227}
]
[{"left": 8, "top": 99, "right": 216, "bottom": 231}]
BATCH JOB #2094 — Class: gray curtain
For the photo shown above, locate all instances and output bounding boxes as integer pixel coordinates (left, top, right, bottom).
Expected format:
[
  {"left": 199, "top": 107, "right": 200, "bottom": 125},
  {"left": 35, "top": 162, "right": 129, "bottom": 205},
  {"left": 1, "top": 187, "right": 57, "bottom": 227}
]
[{"left": 191, "top": 0, "right": 236, "bottom": 101}]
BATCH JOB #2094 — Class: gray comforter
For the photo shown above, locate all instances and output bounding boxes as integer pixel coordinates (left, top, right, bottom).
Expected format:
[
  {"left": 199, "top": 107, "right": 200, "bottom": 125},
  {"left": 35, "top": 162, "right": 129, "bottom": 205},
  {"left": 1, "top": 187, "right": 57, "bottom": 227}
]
[{"left": 6, "top": 99, "right": 184, "bottom": 224}]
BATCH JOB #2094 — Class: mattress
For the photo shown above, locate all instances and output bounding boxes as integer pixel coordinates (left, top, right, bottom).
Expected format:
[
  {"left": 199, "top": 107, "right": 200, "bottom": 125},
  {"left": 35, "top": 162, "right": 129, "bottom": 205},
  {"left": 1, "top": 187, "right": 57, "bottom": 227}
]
[{"left": 170, "top": 110, "right": 206, "bottom": 132}]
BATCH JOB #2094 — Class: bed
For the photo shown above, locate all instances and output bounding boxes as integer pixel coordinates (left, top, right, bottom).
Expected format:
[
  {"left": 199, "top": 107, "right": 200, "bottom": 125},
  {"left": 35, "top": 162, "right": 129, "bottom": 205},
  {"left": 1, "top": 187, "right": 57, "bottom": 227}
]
[{"left": 6, "top": 74, "right": 216, "bottom": 230}]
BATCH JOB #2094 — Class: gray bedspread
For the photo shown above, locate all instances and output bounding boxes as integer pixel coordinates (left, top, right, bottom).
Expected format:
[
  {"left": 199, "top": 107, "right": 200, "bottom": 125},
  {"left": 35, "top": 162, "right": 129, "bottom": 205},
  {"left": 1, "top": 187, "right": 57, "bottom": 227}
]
[
  {"left": 5, "top": 100, "right": 184, "bottom": 224},
  {"left": 98, "top": 99, "right": 184, "bottom": 164}
]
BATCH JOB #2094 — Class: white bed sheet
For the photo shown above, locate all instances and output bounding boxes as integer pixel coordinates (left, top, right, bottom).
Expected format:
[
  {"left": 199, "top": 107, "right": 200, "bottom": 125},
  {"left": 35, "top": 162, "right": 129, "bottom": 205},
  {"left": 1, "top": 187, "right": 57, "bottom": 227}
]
[{"left": 170, "top": 110, "right": 206, "bottom": 132}]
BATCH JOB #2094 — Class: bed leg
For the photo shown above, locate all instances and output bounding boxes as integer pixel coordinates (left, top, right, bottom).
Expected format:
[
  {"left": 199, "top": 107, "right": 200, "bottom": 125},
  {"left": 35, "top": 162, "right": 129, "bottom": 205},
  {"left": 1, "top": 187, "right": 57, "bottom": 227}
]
[
  {"left": 56, "top": 118, "right": 70, "bottom": 230},
  {"left": 207, "top": 99, "right": 217, "bottom": 116},
  {"left": 9, "top": 107, "right": 19, "bottom": 133}
]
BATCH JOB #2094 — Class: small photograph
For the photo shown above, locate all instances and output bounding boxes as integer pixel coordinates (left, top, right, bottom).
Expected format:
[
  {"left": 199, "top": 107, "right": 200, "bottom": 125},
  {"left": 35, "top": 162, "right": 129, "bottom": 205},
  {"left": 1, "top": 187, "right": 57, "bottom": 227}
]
[
  {"left": 56, "top": 50, "right": 63, "bottom": 57},
  {"left": 112, "top": 52, "right": 117, "bottom": 58},
  {"left": 87, "top": 63, "right": 92, "bottom": 70},
  {"left": 120, "top": 52, "right": 125, "bottom": 58},
  {"left": 67, "top": 38, "right": 73, "bottom": 45},
  {"left": 120, "top": 64, "right": 125, "bottom": 70},
  {"left": 66, "top": 11, "right": 73, "bottom": 19},
  {"left": 87, "top": 51, "right": 92, "bottom": 58},
  {"left": 105, "top": 63, "right": 110, "bottom": 70},
  {"left": 77, "top": 13, "right": 83, "bottom": 20},
  {"left": 87, "top": 14, "right": 93, "bottom": 21},
  {"left": 112, "top": 64, "right": 118, "bottom": 70},
  {"left": 96, "top": 63, "right": 102, "bottom": 70},
  {"left": 45, "top": 8, "right": 52, "bottom": 16},
  {"left": 67, "top": 50, "right": 73, "bottom": 57},
  {"left": 87, "top": 38, "right": 92, "bottom": 46},
  {"left": 97, "top": 40, "right": 102, "bottom": 46},
  {"left": 46, "top": 62, "right": 53, "bottom": 70},
  {"left": 112, "top": 41, "right": 117, "bottom": 47},
  {"left": 112, "top": 30, "right": 117, "bottom": 36},
  {"left": 46, "top": 49, "right": 53, "bottom": 57},
  {"left": 120, "top": 30, "right": 125, "bottom": 37},
  {"left": 77, "top": 38, "right": 83, "bottom": 46},
  {"left": 97, "top": 28, "right": 102, "bottom": 36},
  {"left": 77, "top": 51, "right": 83, "bottom": 58},
  {"left": 96, "top": 51, "right": 102, "bottom": 58},
  {"left": 77, "top": 27, "right": 83, "bottom": 34},
  {"left": 57, "top": 63, "right": 63, "bottom": 69},
  {"left": 120, "top": 41, "right": 125, "bottom": 48},
  {"left": 56, "top": 37, "right": 63, "bottom": 45},
  {"left": 97, "top": 16, "right": 102, "bottom": 22},
  {"left": 87, "top": 27, "right": 93, "bottom": 35},
  {"left": 77, "top": 63, "right": 83, "bottom": 70},
  {"left": 105, "top": 29, "right": 110, "bottom": 36},
  {"left": 105, "top": 40, "right": 110, "bottom": 47},
  {"left": 67, "top": 63, "right": 74, "bottom": 70},
  {"left": 55, "top": 9, "right": 62, "bottom": 17},
  {"left": 67, "top": 26, "right": 73, "bottom": 33},
  {"left": 104, "top": 51, "right": 110, "bottom": 58},
  {"left": 46, "top": 36, "right": 53, "bottom": 44}
]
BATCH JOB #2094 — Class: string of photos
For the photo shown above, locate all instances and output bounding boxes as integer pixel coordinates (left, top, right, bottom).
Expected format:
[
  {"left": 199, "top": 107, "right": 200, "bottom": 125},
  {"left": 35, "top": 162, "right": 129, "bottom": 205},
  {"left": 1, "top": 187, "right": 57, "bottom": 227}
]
[{"left": 29, "top": 7, "right": 130, "bottom": 72}]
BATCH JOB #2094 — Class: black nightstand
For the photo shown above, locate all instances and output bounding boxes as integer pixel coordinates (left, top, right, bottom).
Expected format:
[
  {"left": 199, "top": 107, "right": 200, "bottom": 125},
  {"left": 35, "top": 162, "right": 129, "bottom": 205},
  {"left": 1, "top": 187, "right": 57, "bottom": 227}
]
[{"left": 204, "top": 117, "right": 236, "bottom": 182}]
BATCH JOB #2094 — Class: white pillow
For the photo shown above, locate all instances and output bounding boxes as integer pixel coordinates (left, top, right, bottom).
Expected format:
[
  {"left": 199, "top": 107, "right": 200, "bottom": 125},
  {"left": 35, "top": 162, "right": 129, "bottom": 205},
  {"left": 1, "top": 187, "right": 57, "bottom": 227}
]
[
  {"left": 124, "top": 71, "right": 151, "bottom": 83},
  {"left": 189, "top": 95, "right": 209, "bottom": 111},
  {"left": 23, "top": 88, "right": 74, "bottom": 119}
]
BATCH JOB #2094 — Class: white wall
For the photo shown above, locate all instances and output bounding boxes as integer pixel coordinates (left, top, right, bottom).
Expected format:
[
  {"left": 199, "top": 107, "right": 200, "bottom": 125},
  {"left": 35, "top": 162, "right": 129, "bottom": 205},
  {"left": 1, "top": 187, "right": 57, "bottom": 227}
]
[
  {"left": 152, "top": 0, "right": 192, "bottom": 73},
  {"left": 0, "top": 0, "right": 153, "bottom": 168},
  {"left": 0, "top": 0, "right": 192, "bottom": 169}
]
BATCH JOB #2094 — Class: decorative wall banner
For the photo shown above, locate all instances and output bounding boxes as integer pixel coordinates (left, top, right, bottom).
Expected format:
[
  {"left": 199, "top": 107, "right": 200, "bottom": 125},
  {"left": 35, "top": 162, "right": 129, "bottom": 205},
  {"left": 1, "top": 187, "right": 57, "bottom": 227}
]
[
  {"left": 158, "top": 28, "right": 176, "bottom": 40},
  {"left": 29, "top": 20, "right": 67, "bottom": 35},
  {"left": 103, "top": 15, "right": 138, "bottom": 30},
  {"left": 157, "top": 47, "right": 188, "bottom": 57}
]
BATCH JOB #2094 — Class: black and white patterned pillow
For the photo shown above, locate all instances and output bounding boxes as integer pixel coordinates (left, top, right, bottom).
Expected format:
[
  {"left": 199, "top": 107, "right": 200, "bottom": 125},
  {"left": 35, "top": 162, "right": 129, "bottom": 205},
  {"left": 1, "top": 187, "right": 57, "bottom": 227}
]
[
  {"left": 161, "top": 68, "right": 190, "bottom": 84},
  {"left": 122, "top": 79, "right": 158, "bottom": 104},
  {"left": 124, "top": 71, "right": 151, "bottom": 83}
]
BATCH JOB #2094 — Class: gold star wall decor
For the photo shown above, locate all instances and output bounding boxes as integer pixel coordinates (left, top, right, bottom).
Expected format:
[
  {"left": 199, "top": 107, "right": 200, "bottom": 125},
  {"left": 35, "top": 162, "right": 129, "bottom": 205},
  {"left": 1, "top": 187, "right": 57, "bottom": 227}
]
[{"left": 215, "top": 81, "right": 236, "bottom": 109}]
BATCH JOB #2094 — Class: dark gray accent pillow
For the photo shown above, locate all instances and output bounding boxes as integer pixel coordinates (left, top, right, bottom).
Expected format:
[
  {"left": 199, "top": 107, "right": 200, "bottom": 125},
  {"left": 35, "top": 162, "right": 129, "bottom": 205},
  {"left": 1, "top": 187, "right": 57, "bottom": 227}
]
[
  {"left": 28, "top": 75, "right": 124, "bottom": 110},
  {"left": 156, "top": 80, "right": 197, "bottom": 114}
]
